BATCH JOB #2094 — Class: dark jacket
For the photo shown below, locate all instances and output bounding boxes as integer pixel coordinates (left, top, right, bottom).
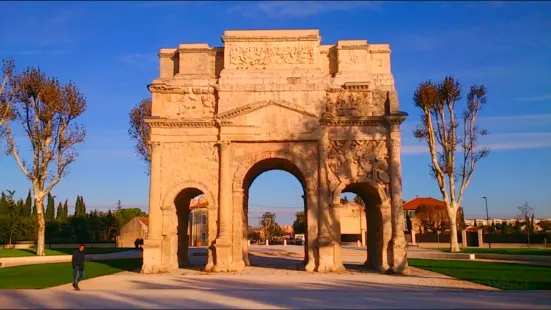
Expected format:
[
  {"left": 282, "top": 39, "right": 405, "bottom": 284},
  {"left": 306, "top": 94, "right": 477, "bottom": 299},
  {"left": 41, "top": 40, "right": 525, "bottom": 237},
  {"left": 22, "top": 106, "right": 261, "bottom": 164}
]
[{"left": 72, "top": 250, "right": 85, "bottom": 269}]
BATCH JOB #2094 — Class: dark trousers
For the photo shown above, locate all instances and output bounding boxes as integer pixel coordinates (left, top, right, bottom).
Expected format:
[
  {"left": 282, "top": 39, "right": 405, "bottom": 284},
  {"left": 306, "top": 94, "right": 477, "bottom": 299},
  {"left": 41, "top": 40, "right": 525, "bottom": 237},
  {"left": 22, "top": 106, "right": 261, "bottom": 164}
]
[{"left": 73, "top": 267, "right": 84, "bottom": 285}]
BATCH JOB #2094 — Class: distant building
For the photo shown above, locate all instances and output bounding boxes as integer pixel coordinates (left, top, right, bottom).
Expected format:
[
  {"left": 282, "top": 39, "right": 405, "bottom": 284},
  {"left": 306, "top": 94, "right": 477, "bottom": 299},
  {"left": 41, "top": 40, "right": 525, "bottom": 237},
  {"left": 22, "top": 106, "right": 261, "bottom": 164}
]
[
  {"left": 116, "top": 217, "right": 149, "bottom": 248},
  {"left": 116, "top": 196, "right": 209, "bottom": 248},
  {"left": 188, "top": 196, "right": 208, "bottom": 246},
  {"left": 340, "top": 201, "right": 367, "bottom": 245}
]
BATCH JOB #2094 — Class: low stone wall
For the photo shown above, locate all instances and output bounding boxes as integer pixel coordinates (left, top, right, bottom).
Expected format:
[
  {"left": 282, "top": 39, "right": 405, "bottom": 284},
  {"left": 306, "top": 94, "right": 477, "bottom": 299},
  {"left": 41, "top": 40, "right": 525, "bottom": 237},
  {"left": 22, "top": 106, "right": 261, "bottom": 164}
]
[
  {"left": 0, "top": 243, "right": 117, "bottom": 250},
  {"left": 0, "top": 250, "right": 141, "bottom": 267}
]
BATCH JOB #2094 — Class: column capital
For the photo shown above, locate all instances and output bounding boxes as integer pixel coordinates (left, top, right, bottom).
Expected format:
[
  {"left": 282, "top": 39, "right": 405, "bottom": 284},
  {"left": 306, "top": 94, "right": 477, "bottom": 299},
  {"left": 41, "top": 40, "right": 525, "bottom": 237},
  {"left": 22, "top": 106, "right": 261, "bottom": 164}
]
[
  {"left": 161, "top": 205, "right": 175, "bottom": 214},
  {"left": 233, "top": 188, "right": 244, "bottom": 196},
  {"left": 216, "top": 140, "right": 231, "bottom": 150}
]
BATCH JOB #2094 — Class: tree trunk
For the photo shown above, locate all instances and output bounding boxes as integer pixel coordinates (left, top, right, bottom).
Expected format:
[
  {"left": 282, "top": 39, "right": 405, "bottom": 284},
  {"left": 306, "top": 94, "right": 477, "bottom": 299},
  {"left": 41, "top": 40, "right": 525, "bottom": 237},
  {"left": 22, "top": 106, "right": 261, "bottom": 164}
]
[
  {"left": 35, "top": 198, "right": 46, "bottom": 256},
  {"left": 447, "top": 205, "right": 460, "bottom": 252}
]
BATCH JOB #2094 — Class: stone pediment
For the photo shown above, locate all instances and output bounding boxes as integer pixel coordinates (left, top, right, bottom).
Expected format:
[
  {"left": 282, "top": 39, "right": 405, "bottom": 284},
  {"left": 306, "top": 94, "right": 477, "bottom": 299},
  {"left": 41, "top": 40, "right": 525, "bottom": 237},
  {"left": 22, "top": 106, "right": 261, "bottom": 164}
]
[
  {"left": 218, "top": 100, "right": 319, "bottom": 136},
  {"left": 218, "top": 100, "right": 317, "bottom": 120}
]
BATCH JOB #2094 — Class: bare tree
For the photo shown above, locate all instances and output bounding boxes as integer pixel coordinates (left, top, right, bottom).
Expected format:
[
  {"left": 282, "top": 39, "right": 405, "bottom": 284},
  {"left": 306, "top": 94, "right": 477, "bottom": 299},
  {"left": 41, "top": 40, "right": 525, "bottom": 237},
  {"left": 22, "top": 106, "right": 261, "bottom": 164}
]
[
  {"left": 4, "top": 66, "right": 86, "bottom": 256},
  {"left": 413, "top": 76, "right": 489, "bottom": 252},
  {"left": 0, "top": 58, "right": 15, "bottom": 136},
  {"left": 128, "top": 97, "right": 151, "bottom": 174},
  {"left": 517, "top": 202, "right": 535, "bottom": 247}
]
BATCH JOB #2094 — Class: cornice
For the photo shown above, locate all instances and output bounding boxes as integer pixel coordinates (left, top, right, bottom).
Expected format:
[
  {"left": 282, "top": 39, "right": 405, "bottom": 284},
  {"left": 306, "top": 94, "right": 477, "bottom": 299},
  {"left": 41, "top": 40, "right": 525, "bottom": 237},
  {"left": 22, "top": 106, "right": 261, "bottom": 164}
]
[
  {"left": 384, "top": 112, "right": 408, "bottom": 125},
  {"left": 221, "top": 35, "right": 320, "bottom": 43},
  {"left": 147, "top": 83, "right": 216, "bottom": 94},
  {"left": 320, "top": 116, "right": 386, "bottom": 127},
  {"left": 145, "top": 117, "right": 233, "bottom": 128}
]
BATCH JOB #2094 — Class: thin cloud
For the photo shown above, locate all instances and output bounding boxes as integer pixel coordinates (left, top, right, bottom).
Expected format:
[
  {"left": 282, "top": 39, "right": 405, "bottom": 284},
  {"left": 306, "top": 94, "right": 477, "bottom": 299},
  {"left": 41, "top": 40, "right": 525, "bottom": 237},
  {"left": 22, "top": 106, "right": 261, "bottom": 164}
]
[
  {"left": 402, "top": 132, "right": 551, "bottom": 155},
  {"left": 118, "top": 53, "right": 158, "bottom": 67},
  {"left": 228, "top": 1, "right": 383, "bottom": 20},
  {"left": 516, "top": 94, "right": 551, "bottom": 102},
  {"left": 480, "top": 113, "right": 551, "bottom": 122}
]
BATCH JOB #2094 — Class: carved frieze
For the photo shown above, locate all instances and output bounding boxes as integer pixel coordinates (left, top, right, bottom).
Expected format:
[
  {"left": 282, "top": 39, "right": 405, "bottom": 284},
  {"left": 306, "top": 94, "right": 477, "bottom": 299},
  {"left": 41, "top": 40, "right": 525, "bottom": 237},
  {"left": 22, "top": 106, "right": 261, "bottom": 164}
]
[
  {"left": 326, "top": 91, "right": 382, "bottom": 117},
  {"left": 228, "top": 44, "right": 314, "bottom": 69},
  {"left": 326, "top": 140, "right": 390, "bottom": 193},
  {"left": 169, "top": 93, "right": 216, "bottom": 119}
]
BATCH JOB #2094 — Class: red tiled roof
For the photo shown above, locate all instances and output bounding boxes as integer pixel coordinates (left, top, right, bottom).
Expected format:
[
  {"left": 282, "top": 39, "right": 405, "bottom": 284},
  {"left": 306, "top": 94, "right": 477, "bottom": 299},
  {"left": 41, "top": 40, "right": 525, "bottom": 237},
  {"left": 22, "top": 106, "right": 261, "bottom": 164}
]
[
  {"left": 403, "top": 197, "right": 446, "bottom": 210},
  {"left": 137, "top": 217, "right": 149, "bottom": 226}
]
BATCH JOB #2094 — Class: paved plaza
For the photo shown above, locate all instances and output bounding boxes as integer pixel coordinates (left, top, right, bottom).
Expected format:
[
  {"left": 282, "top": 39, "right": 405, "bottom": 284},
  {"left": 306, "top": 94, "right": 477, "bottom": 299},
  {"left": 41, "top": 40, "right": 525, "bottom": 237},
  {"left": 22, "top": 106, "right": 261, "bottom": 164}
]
[{"left": 1, "top": 246, "right": 550, "bottom": 309}]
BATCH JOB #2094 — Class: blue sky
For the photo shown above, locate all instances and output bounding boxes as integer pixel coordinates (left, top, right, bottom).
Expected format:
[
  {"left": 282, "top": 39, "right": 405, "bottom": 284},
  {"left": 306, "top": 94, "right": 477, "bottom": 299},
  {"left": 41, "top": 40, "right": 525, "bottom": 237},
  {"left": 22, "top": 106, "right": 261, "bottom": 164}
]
[{"left": 0, "top": 1, "right": 550, "bottom": 225}]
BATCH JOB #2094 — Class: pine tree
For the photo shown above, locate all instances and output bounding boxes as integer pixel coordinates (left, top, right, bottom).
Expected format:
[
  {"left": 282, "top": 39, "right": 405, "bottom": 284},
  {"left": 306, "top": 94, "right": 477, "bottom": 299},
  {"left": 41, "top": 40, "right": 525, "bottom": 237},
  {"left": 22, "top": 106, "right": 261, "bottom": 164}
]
[
  {"left": 56, "top": 202, "right": 64, "bottom": 221},
  {"left": 22, "top": 190, "right": 32, "bottom": 217},
  {"left": 63, "top": 199, "right": 69, "bottom": 218}
]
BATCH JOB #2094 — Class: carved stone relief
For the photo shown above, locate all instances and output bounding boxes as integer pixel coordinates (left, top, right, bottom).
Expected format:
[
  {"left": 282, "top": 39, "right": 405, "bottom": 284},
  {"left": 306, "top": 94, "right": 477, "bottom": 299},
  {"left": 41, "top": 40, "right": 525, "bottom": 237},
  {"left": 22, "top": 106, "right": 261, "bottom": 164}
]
[
  {"left": 169, "top": 92, "right": 216, "bottom": 119},
  {"left": 326, "top": 140, "right": 390, "bottom": 194},
  {"left": 162, "top": 142, "right": 219, "bottom": 191},
  {"left": 326, "top": 91, "right": 383, "bottom": 117},
  {"left": 228, "top": 44, "right": 314, "bottom": 69}
]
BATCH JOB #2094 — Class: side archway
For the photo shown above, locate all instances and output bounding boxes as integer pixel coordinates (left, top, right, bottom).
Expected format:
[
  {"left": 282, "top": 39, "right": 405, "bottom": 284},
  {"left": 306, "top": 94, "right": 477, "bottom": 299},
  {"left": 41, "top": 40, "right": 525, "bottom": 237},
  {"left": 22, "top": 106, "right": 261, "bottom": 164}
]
[
  {"left": 161, "top": 181, "right": 217, "bottom": 271},
  {"left": 332, "top": 177, "right": 392, "bottom": 272}
]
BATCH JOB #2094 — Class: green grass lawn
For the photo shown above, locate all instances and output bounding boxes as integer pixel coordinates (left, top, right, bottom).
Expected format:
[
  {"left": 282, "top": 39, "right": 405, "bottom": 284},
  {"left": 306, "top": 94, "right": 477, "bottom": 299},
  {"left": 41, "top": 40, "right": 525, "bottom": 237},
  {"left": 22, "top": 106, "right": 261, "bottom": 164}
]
[
  {"left": 437, "top": 248, "right": 551, "bottom": 256},
  {"left": 409, "top": 258, "right": 551, "bottom": 290},
  {"left": 0, "top": 247, "right": 134, "bottom": 258},
  {"left": 0, "top": 258, "right": 142, "bottom": 289}
]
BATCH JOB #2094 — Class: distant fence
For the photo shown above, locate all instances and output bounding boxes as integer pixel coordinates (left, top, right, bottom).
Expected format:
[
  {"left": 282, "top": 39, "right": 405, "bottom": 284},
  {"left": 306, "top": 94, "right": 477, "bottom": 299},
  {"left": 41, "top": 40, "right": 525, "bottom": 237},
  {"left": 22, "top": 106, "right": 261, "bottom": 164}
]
[
  {"left": 415, "top": 232, "right": 548, "bottom": 245},
  {"left": 415, "top": 233, "right": 463, "bottom": 243}
]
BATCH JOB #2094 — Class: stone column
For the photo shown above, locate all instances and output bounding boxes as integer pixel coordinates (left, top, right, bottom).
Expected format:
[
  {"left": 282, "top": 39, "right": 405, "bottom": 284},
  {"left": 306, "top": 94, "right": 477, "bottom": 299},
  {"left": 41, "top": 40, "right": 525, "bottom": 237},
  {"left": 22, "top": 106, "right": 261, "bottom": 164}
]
[
  {"left": 233, "top": 188, "right": 246, "bottom": 271},
  {"left": 214, "top": 141, "right": 233, "bottom": 272},
  {"left": 242, "top": 189, "right": 251, "bottom": 266},
  {"left": 477, "top": 229, "right": 484, "bottom": 248},
  {"left": 386, "top": 119, "right": 409, "bottom": 274},
  {"left": 332, "top": 202, "right": 345, "bottom": 272},
  {"left": 161, "top": 206, "right": 179, "bottom": 271},
  {"left": 305, "top": 187, "right": 318, "bottom": 272},
  {"left": 317, "top": 126, "right": 336, "bottom": 272},
  {"left": 462, "top": 229, "right": 468, "bottom": 248},
  {"left": 142, "top": 141, "right": 163, "bottom": 274},
  {"left": 411, "top": 229, "right": 417, "bottom": 246}
]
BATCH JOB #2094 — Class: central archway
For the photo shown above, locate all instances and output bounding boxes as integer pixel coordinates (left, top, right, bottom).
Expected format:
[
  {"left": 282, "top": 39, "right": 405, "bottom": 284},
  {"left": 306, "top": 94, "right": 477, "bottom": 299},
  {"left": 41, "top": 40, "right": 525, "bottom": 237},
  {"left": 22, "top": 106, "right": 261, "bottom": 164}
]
[{"left": 233, "top": 150, "right": 318, "bottom": 271}]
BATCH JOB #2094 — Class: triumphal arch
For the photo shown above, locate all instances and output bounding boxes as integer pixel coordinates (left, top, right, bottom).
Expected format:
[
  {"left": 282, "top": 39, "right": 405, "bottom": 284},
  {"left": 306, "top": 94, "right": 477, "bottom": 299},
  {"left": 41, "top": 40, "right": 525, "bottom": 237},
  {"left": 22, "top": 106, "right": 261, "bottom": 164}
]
[{"left": 141, "top": 29, "right": 408, "bottom": 274}]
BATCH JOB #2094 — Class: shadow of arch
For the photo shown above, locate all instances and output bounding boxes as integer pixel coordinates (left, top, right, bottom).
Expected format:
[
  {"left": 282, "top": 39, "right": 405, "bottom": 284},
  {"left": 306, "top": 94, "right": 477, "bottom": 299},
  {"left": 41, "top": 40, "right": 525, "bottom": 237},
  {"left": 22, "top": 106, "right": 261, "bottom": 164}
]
[
  {"left": 162, "top": 181, "right": 217, "bottom": 270},
  {"left": 332, "top": 177, "right": 390, "bottom": 272}
]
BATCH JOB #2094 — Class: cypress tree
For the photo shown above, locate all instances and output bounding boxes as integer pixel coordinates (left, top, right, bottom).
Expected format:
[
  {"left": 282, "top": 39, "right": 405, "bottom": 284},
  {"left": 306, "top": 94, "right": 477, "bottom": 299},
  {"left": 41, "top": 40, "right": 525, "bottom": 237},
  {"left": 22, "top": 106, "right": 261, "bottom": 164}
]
[
  {"left": 22, "top": 190, "right": 32, "bottom": 217},
  {"left": 75, "top": 195, "right": 82, "bottom": 217},
  {"left": 0, "top": 193, "right": 7, "bottom": 215},
  {"left": 56, "top": 202, "right": 64, "bottom": 221},
  {"left": 63, "top": 199, "right": 69, "bottom": 218},
  {"left": 81, "top": 196, "right": 87, "bottom": 215},
  {"left": 45, "top": 193, "right": 55, "bottom": 222}
]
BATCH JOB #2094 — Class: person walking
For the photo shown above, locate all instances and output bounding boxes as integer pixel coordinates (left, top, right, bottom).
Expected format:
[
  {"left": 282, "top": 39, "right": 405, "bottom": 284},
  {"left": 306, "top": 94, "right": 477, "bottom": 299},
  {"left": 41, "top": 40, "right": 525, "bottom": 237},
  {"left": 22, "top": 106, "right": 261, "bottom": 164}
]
[{"left": 71, "top": 244, "right": 86, "bottom": 291}]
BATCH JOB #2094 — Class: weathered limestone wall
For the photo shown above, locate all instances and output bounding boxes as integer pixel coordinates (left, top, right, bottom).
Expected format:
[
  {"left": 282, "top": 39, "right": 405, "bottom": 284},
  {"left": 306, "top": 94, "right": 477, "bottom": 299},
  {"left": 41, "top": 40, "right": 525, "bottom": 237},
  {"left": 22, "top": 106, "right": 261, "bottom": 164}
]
[{"left": 142, "top": 29, "right": 408, "bottom": 275}]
